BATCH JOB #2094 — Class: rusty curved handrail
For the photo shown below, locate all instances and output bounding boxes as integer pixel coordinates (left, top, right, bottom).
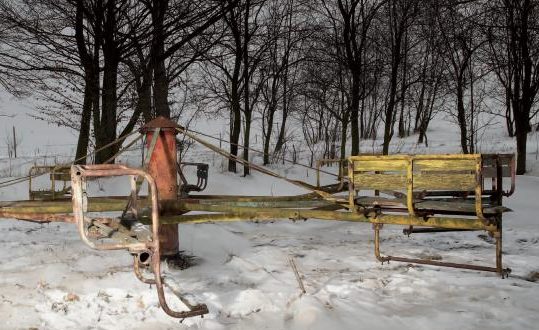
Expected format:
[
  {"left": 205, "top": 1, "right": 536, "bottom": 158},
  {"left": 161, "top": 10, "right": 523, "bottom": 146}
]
[{"left": 71, "top": 164, "right": 208, "bottom": 319}]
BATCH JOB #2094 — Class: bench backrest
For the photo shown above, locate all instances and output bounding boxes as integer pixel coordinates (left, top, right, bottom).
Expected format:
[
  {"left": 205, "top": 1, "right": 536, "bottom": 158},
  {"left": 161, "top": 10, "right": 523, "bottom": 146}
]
[
  {"left": 28, "top": 165, "right": 71, "bottom": 201},
  {"left": 348, "top": 154, "right": 484, "bottom": 217},
  {"left": 412, "top": 155, "right": 480, "bottom": 191},
  {"left": 481, "top": 154, "right": 515, "bottom": 197},
  {"left": 349, "top": 155, "right": 409, "bottom": 191}
]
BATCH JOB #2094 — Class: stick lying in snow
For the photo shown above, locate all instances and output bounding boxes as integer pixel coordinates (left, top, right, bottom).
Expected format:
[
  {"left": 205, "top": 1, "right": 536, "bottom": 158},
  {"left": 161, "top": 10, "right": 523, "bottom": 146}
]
[{"left": 288, "top": 255, "right": 306, "bottom": 295}]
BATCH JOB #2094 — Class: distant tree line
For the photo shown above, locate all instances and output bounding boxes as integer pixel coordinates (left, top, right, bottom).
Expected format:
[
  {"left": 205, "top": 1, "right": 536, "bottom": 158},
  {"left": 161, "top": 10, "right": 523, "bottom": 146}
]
[{"left": 0, "top": 0, "right": 538, "bottom": 174}]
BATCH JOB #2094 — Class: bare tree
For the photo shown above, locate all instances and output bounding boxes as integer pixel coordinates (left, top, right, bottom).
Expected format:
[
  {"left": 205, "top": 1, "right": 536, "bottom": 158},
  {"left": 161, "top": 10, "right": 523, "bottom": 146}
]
[
  {"left": 493, "top": 0, "right": 539, "bottom": 174},
  {"left": 412, "top": 2, "right": 445, "bottom": 146},
  {"left": 4, "top": 127, "right": 22, "bottom": 159},
  {"left": 436, "top": 1, "right": 486, "bottom": 154},
  {"left": 0, "top": 0, "right": 233, "bottom": 164},
  {"left": 381, "top": 0, "right": 419, "bottom": 154},
  {"left": 319, "top": 0, "right": 384, "bottom": 156},
  {"left": 258, "top": 0, "right": 307, "bottom": 165}
]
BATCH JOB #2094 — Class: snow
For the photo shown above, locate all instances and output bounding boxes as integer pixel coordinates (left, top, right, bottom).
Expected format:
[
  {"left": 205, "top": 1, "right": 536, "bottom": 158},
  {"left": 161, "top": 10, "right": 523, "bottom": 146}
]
[
  {"left": 0, "top": 92, "right": 77, "bottom": 157},
  {"left": 1, "top": 95, "right": 539, "bottom": 329},
  {"left": 1, "top": 173, "right": 539, "bottom": 329}
]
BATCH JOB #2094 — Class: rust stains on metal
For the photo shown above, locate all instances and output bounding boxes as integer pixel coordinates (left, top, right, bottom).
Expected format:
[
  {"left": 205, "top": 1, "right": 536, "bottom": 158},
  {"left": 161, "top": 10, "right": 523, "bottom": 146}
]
[
  {"left": 0, "top": 212, "right": 76, "bottom": 223},
  {"left": 143, "top": 118, "right": 180, "bottom": 257}
]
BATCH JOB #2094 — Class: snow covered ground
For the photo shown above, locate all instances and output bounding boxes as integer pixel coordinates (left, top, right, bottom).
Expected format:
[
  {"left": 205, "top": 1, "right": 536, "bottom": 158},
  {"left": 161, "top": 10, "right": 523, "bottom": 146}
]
[
  {"left": 1, "top": 96, "right": 539, "bottom": 329},
  {"left": 1, "top": 172, "right": 539, "bottom": 330}
]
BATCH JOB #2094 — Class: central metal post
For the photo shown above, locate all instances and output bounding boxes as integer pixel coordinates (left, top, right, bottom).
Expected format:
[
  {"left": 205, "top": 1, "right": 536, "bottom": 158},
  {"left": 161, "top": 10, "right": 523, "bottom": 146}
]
[{"left": 140, "top": 116, "right": 180, "bottom": 257}]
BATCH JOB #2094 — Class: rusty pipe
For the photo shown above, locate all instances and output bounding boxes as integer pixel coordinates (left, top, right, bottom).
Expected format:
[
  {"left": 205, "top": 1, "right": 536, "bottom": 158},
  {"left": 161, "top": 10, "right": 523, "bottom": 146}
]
[
  {"left": 402, "top": 227, "right": 475, "bottom": 235},
  {"left": 137, "top": 250, "right": 152, "bottom": 265},
  {"left": 133, "top": 255, "right": 156, "bottom": 285},
  {"left": 149, "top": 193, "right": 209, "bottom": 318},
  {"left": 373, "top": 224, "right": 391, "bottom": 263}
]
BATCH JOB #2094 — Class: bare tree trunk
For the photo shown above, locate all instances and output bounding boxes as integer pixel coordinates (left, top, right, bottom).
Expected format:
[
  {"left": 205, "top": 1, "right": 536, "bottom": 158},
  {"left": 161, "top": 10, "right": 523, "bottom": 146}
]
[
  {"left": 97, "top": 53, "right": 119, "bottom": 163},
  {"left": 225, "top": 3, "right": 244, "bottom": 173},
  {"left": 75, "top": 74, "right": 96, "bottom": 164},
  {"left": 229, "top": 88, "right": 242, "bottom": 173},
  {"left": 140, "top": 72, "right": 153, "bottom": 123},
  {"left": 154, "top": 63, "right": 170, "bottom": 117},
  {"left": 243, "top": 111, "right": 252, "bottom": 175},
  {"left": 74, "top": 0, "right": 101, "bottom": 164},
  {"left": 152, "top": 0, "right": 170, "bottom": 118},
  {"left": 398, "top": 29, "right": 409, "bottom": 138},
  {"left": 263, "top": 94, "right": 277, "bottom": 165},
  {"left": 456, "top": 82, "right": 469, "bottom": 154},
  {"left": 340, "top": 118, "right": 347, "bottom": 162},
  {"left": 383, "top": 60, "right": 399, "bottom": 155},
  {"left": 275, "top": 62, "right": 289, "bottom": 154},
  {"left": 515, "top": 115, "right": 529, "bottom": 175},
  {"left": 95, "top": 0, "right": 119, "bottom": 164},
  {"left": 350, "top": 73, "right": 360, "bottom": 155},
  {"left": 505, "top": 87, "right": 514, "bottom": 137},
  {"left": 242, "top": 0, "right": 250, "bottom": 176}
]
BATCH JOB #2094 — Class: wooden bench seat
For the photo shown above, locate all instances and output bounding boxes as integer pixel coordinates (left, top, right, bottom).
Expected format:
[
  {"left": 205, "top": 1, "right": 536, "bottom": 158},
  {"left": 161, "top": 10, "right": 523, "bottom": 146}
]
[
  {"left": 28, "top": 165, "right": 72, "bottom": 201},
  {"left": 347, "top": 153, "right": 515, "bottom": 277},
  {"left": 354, "top": 196, "right": 510, "bottom": 215},
  {"left": 347, "top": 154, "right": 514, "bottom": 219}
]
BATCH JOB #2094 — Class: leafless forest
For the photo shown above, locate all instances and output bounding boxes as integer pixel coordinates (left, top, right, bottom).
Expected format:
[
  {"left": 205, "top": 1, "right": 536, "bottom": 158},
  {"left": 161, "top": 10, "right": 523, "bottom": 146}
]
[{"left": 0, "top": 0, "right": 538, "bottom": 174}]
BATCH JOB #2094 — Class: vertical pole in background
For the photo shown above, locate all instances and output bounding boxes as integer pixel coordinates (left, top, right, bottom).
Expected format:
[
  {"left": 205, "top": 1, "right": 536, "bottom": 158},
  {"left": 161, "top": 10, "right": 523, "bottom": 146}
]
[
  {"left": 140, "top": 116, "right": 180, "bottom": 258},
  {"left": 13, "top": 126, "right": 17, "bottom": 158}
]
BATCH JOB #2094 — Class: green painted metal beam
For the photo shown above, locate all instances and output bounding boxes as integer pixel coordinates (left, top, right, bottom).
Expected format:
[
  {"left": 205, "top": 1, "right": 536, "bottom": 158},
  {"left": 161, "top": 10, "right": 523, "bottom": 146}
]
[
  {"left": 0, "top": 196, "right": 496, "bottom": 232},
  {"left": 178, "top": 202, "right": 496, "bottom": 231}
]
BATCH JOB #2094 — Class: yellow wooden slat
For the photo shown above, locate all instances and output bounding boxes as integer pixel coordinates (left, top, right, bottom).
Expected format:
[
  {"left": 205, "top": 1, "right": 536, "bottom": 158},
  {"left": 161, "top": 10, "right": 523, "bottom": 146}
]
[
  {"left": 414, "top": 173, "right": 477, "bottom": 190},
  {"left": 414, "top": 159, "right": 477, "bottom": 171},
  {"left": 354, "top": 173, "right": 407, "bottom": 190},
  {"left": 413, "top": 154, "right": 480, "bottom": 160},
  {"left": 349, "top": 155, "right": 409, "bottom": 162},
  {"left": 50, "top": 173, "right": 71, "bottom": 181},
  {"left": 353, "top": 159, "right": 408, "bottom": 172}
]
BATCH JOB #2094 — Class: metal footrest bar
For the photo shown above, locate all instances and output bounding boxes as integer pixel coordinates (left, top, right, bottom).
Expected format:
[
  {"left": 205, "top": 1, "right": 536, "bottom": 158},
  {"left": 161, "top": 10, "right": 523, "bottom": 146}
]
[
  {"left": 402, "top": 226, "right": 476, "bottom": 235},
  {"left": 373, "top": 224, "right": 511, "bottom": 278}
]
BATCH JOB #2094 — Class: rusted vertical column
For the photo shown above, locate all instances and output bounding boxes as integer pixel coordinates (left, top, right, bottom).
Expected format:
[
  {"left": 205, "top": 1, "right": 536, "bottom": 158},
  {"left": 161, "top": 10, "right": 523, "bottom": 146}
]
[{"left": 140, "top": 116, "right": 179, "bottom": 257}]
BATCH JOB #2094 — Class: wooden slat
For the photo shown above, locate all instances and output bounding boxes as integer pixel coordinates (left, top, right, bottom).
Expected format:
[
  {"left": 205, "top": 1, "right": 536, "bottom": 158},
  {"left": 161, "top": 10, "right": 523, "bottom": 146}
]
[
  {"left": 355, "top": 196, "right": 406, "bottom": 207},
  {"left": 498, "top": 155, "right": 514, "bottom": 165},
  {"left": 414, "top": 159, "right": 477, "bottom": 171},
  {"left": 482, "top": 158, "right": 496, "bottom": 166},
  {"left": 413, "top": 154, "right": 480, "bottom": 160},
  {"left": 353, "top": 159, "right": 408, "bottom": 172},
  {"left": 414, "top": 200, "right": 476, "bottom": 212},
  {"left": 500, "top": 166, "right": 512, "bottom": 177},
  {"left": 481, "top": 167, "right": 512, "bottom": 178},
  {"left": 349, "top": 155, "right": 408, "bottom": 162},
  {"left": 50, "top": 173, "right": 71, "bottom": 181},
  {"left": 482, "top": 154, "right": 514, "bottom": 164},
  {"left": 354, "top": 173, "right": 407, "bottom": 190},
  {"left": 414, "top": 173, "right": 476, "bottom": 190}
]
